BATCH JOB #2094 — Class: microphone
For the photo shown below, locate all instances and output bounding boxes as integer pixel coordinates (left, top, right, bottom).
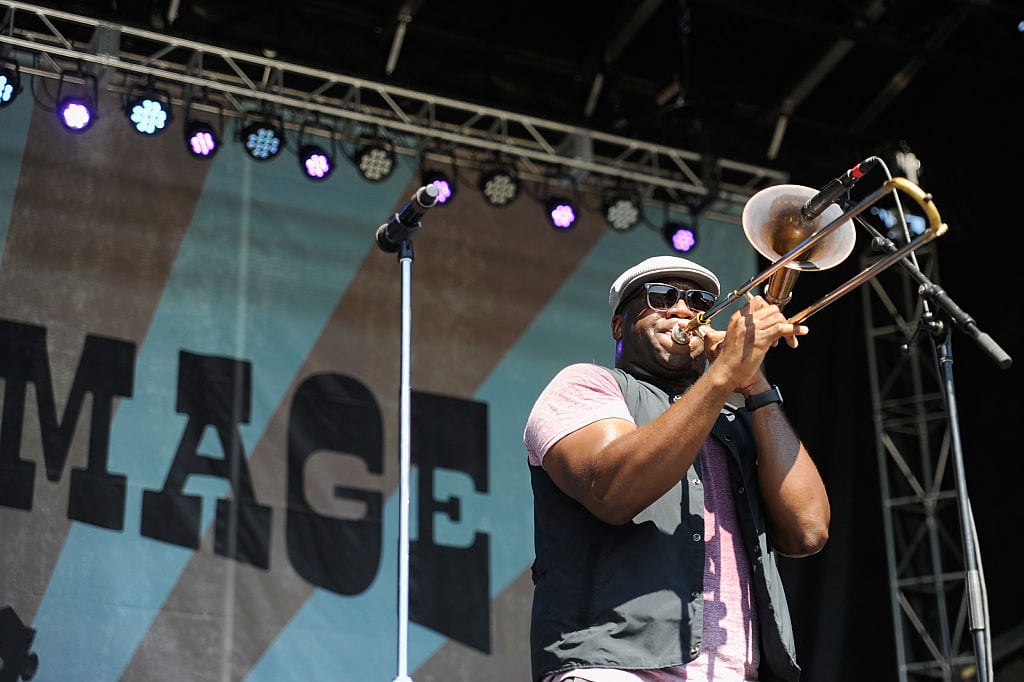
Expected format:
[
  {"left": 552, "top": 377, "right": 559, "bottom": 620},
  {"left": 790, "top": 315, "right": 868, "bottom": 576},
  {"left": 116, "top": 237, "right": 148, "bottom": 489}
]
[
  {"left": 800, "top": 157, "right": 879, "bottom": 222},
  {"left": 375, "top": 184, "right": 440, "bottom": 252}
]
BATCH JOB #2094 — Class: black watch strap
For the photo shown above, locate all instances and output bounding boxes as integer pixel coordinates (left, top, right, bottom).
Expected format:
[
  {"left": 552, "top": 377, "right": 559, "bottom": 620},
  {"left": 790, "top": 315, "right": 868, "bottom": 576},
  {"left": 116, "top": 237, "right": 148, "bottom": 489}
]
[{"left": 745, "top": 385, "right": 783, "bottom": 411}]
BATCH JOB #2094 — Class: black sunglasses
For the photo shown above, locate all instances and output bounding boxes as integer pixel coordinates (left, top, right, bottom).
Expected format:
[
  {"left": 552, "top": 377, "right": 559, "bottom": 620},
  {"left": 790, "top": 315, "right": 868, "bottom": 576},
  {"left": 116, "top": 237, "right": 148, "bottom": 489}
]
[{"left": 643, "top": 283, "right": 717, "bottom": 312}]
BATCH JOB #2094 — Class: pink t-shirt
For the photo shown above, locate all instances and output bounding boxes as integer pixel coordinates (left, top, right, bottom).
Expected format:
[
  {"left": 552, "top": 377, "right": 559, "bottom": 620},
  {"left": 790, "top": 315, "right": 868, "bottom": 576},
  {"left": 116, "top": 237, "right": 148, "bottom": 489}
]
[{"left": 525, "top": 364, "right": 759, "bottom": 681}]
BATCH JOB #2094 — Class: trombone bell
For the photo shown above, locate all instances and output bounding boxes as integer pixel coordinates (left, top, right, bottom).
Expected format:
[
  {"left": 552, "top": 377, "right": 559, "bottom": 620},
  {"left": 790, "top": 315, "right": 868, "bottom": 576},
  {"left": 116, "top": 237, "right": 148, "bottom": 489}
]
[
  {"left": 673, "top": 175, "right": 947, "bottom": 346},
  {"left": 741, "top": 184, "right": 857, "bottom": 307}
]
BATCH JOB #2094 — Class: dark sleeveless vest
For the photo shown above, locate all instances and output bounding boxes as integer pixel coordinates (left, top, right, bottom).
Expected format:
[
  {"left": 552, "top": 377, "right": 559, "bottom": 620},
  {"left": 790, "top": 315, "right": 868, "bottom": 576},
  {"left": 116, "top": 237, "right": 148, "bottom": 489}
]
[{"left": 529, "top": 367, "right": 800, "bottom": 681}]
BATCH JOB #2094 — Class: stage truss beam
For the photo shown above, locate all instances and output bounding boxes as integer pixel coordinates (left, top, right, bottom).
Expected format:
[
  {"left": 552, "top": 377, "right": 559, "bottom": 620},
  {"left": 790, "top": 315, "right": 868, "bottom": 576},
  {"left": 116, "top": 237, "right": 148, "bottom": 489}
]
[{"left": 0, "top": 0, "right": 788, "bottom": 222}]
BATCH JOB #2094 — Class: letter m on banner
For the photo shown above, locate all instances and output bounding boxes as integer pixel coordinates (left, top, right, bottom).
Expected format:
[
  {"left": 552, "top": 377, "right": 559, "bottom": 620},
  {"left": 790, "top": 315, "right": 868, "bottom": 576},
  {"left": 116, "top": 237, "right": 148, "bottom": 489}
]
[{"left": 0, "top": 319, "right": 134, "bottom": 529}]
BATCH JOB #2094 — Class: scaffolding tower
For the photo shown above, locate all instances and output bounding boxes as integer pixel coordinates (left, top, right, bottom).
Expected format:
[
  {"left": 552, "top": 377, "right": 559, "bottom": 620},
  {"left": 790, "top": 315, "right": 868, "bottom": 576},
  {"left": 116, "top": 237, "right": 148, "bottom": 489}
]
[{"left": 860, "top": 242, "right": 982, "bottom": 680}]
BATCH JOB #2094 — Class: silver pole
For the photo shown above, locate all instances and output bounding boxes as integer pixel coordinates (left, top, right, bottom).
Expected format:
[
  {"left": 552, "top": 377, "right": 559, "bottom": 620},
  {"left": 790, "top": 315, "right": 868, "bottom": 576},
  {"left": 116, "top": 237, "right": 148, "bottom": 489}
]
[{"left": 394, "top": 247, "right": 414, "bottom": 682}]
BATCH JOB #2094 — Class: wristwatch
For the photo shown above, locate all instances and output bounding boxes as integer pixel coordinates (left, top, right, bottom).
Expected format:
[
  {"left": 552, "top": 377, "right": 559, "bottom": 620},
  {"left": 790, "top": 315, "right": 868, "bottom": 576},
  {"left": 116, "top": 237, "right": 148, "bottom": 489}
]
[{"left": 744, "top": 385, "right": 783, "bottom": 412}]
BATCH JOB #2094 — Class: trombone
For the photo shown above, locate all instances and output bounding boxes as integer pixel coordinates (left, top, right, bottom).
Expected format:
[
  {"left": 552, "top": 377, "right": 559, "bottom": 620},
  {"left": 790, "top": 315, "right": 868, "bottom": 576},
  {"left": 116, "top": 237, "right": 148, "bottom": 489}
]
[{"left": 673, "top": 175, "right": 948, "bottom": 343}]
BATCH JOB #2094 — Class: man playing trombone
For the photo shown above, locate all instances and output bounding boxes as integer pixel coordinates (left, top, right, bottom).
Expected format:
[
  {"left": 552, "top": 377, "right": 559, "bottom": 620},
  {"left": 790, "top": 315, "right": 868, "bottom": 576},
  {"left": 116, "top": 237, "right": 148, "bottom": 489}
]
[{"left": 524, "top": 254, "right": 831, "bottom": 682}]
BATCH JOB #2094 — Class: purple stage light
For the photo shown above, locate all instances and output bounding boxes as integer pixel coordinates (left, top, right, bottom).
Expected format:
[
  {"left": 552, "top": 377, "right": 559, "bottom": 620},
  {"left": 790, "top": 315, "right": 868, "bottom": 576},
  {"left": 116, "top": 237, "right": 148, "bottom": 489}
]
[
  {"left": 185, "top": 119, "right": 220, "bottom": 159},
  {"left": 190, "top": 130, "right": 216, "bottom": 156},
  {"left": 547, "top": 198, "right": 577, "bottom": 230},
  {"left": 665, "top": 224, "right": 697, "bottom": 253},
  {"left": 59, "top": 99, "right": 94, "bottom": 132},
  {"left": 420, "top": 170, "right": 455, "bottom": 205},
  {"left": 299, "top": 144, "right": 333, "bottom": 181},
  {"left": 55, "top": 70, "right": 98, "bottom": 133},
  {"left": 430, "top": 178, "right": 452, "bottom": 204},
  {"left": 304, "top": 153, "right": 331, "bottom": 179}
]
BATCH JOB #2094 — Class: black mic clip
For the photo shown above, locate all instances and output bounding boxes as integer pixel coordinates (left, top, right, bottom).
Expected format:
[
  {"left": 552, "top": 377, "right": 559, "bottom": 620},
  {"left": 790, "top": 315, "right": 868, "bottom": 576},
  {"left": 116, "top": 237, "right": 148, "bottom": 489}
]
[
  {"left": 375, "top": 184, "right": 440, "bottom": 253},
  {"left": 800, "top": 157, "right": 879, "bottom": 222}
]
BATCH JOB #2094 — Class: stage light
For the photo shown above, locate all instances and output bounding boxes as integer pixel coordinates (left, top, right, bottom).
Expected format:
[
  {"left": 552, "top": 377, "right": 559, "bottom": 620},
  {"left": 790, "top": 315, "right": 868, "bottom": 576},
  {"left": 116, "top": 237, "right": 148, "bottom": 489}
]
[
  {"left": 185, "top": 118, "right": 218, "bottom": 159},
  {"left": 240, "top": 115, "right": 284, "bottom": 161},
  {"left": 354, "top": 139, "right": 395, "bottom": 182},
  {"left": 664, "top": 191, "right": 714, "bottom": 252},
  {"left": 124, "top": 82, "right": 172, "bottom": 136},
  {"left": 295, "top": 120, "right": 337, "bottom": 181},
  {"left": 546, "top": 197, "right": 577, "bottom": 231},
  {"left": 56, "top": 69, "right": 98, "bottom": 133},
  {"left": 478, "top": 167, "right": 520, "bottom": 207},
  {"left": 299, "top": 144, "right": 333, "bottom": 180},
  {"left": 182, "top": 91, "right": 222, "bottom": 159},
  {"left": 422, "top": 169, "right": 454, "bottom": 205},
  {"left": 604, "top": 195, "right": 642, "bottom": 231},
  {"left": 186, "top": 119, "right": 219, "bottom": 158},
  {"left": 663, "top": 221, "right": 698, "bottom": 253},
  {"left": 0, "top": 61, "right": 22, "bottom": 109}
]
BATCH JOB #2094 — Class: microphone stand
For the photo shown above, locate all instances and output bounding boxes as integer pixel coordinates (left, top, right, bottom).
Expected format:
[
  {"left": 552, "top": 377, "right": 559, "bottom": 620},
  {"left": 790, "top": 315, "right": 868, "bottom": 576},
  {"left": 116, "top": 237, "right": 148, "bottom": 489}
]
[
  {"left": 865, "top": 222, "right": 1011, "bottom": 682},
  {"left": 376, "top": 187, "right": 435, "bottom": 682},
  {"left": 390, "top": 237, "right": 417, "bottom": 682},
  {"left": 927, "top": 319, "right": 992, "bottom": 682}
]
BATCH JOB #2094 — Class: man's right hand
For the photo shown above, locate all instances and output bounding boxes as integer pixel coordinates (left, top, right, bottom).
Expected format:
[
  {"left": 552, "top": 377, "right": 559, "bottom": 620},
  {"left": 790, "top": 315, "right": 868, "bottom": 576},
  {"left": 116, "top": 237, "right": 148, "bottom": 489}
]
[{"left": 705, "top": 295, "right": 808, "bottom": 393}]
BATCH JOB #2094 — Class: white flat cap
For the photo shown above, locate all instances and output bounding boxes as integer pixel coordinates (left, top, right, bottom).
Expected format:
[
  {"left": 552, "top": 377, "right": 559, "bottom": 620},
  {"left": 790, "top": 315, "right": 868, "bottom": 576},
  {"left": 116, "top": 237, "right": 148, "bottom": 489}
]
[{"left": 608, "top": 255, "right": 721, "bottom": 313}]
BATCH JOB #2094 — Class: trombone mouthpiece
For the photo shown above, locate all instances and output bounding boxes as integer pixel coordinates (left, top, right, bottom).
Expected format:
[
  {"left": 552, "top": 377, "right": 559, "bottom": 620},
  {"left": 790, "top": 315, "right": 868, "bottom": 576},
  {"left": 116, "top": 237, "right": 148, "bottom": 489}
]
[
  {"left": 671, "top": 325, "right": 691, "bottom": 345},
  {"left": 672, "top": 322, "right": 708, "bottom": 360},
  {"left": 672, "top": 315, "right": 707, "bottom": 345}
]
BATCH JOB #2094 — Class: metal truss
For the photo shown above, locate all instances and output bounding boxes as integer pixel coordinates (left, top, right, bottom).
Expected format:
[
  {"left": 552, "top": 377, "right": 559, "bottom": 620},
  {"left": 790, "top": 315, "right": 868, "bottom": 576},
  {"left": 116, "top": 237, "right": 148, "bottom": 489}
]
[
  {"left": 0, "top": 0, "right": 789, "bottom": 221},
  {"left": 860, "top": 243, "right": 976, "bottom": 681}
]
